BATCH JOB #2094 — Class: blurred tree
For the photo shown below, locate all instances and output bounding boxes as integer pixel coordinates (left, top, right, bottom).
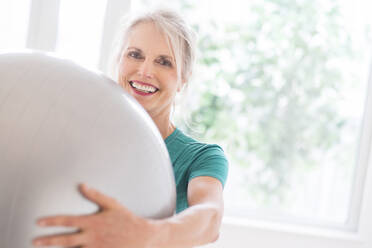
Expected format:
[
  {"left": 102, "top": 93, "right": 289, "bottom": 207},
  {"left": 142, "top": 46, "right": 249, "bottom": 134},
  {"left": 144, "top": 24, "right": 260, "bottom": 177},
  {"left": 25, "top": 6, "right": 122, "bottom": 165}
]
[
  {"left": 173, "top": 0, "right": 358, "bottom": 205},
  {"left": 137, "top": 0, "right": 370, "bottom": 210}
]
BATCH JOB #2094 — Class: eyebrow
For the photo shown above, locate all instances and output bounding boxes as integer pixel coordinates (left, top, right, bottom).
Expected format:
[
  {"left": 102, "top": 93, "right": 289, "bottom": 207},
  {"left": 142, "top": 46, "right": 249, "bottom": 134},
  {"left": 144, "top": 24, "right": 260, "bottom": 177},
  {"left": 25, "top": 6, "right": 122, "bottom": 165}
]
[
  {"left": 127, "top": 47, "right": 142, "bottom": 52},
  {"left": 127, "top": 47, "right": 174, "bottom": 61}
]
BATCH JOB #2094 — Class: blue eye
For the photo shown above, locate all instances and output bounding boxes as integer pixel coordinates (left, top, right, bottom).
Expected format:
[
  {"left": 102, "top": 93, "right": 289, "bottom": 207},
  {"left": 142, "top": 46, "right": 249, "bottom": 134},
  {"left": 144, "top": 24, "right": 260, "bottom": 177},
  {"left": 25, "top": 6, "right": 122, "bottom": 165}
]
[
  {"left": 157, "top": 58, "right": 173, "bottom": 67},
  {"left": 128, "top": 51, "right": 143, "bottom": 59}
]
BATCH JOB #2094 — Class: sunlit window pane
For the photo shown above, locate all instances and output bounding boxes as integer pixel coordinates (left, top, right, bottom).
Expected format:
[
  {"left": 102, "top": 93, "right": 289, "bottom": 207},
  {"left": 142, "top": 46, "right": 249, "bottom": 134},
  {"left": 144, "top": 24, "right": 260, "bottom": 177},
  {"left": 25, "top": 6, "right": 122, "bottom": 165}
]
[
  {"left": 0, "top": 0, "right": 31, "bottom": 50},
  {"left": 56, "top": 0, "right": 107, "bottom": 69},
  {"left": 135, "top": 0, "right": 372, "bottom": 227}
]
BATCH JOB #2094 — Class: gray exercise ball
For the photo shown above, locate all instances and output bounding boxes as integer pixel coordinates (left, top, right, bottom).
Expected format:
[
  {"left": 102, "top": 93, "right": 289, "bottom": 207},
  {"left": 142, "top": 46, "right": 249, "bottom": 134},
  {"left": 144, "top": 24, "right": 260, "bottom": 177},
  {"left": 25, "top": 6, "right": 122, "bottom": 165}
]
[{"left": 0, "top": 51, "right": 176, "bottom": 247}]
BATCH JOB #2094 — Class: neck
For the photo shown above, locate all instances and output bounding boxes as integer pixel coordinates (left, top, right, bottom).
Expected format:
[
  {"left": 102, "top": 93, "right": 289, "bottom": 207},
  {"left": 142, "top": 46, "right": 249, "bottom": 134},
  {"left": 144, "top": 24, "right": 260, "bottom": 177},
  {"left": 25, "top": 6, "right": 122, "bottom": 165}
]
[{"left": 149, "top": 111, "right": 175, "bottom": 140}]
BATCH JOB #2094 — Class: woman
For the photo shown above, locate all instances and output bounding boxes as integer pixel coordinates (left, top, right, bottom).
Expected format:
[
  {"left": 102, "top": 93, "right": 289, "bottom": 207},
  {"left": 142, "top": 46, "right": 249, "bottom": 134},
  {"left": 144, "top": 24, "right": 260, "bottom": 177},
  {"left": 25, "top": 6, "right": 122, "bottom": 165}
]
[{"left": 33, "top": 9, "right": 228, "bottom": 248}]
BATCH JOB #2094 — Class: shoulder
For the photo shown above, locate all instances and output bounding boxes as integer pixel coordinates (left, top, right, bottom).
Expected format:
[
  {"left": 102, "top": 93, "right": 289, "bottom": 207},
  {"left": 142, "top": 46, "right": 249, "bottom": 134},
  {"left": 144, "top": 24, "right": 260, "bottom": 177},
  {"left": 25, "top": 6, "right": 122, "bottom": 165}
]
[
  {"left": 166, "top": 128, "right": 226, "bottom": 160},
  {"left": 166, "top": 128, "right": 229, "bottom": 187},
  {"left": 188, "top": 142, "right": 229, "bottom": 188}
]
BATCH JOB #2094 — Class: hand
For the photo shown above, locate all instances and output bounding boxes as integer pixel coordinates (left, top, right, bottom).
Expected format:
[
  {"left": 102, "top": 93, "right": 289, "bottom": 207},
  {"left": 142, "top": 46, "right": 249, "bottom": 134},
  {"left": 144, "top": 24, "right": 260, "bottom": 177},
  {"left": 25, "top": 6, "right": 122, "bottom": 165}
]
[{"left": 32, "top": 183, "right": 155, "bottom": 248}]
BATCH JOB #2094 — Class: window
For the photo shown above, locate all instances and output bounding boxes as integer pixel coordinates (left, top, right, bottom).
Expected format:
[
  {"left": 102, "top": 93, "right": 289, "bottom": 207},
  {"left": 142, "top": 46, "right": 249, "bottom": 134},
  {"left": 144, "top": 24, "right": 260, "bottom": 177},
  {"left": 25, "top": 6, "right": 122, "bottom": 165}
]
[
  {"left": 134, "top": 0, "right": 372, "bottom": 231},
  {"left": 56, "top": 0, "right": 107, "bottom": 68},
  {"left": 0, "top": 0, "right": 31, "bottom": 50}
]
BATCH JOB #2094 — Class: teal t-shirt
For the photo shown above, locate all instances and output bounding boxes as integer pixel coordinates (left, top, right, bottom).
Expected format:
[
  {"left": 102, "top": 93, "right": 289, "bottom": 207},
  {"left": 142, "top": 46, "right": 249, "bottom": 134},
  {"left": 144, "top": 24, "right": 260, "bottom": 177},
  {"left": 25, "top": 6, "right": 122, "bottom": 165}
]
[{"left": 165, "top": 128, "right": 229, "bottom": 213}]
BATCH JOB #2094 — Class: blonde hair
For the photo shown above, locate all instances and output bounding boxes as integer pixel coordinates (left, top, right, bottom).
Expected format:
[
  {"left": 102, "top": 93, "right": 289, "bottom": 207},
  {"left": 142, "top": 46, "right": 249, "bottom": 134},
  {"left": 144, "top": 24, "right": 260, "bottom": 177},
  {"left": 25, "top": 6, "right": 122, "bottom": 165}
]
[{"left": 111, "top": 9, "right": 196, "bottom": 85}]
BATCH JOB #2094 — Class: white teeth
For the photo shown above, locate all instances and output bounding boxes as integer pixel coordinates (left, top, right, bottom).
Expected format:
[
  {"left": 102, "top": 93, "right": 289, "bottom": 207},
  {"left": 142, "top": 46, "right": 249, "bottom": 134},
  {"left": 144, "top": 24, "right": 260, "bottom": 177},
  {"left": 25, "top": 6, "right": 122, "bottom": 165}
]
[{"left": 131, "top": 81, "right": 157, "bottom": 93}]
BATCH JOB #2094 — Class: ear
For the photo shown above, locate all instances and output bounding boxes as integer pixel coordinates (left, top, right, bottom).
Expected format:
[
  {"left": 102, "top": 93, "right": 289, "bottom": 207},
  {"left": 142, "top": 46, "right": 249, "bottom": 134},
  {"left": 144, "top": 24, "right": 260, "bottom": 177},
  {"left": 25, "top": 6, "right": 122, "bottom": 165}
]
[
  {"left": 178, "top": 71, "right": 191, "bottom": 92},
  {"left": 177, "top": 81, "right": 186, "bottom": 92}
]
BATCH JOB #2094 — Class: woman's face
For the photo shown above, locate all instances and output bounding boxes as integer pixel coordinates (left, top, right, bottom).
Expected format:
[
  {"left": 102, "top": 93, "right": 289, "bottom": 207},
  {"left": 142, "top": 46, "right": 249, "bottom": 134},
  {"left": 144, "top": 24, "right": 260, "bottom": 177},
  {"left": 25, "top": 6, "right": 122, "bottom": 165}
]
[{"left": 118, "top": 21, "right": 181, "bottom": 118}]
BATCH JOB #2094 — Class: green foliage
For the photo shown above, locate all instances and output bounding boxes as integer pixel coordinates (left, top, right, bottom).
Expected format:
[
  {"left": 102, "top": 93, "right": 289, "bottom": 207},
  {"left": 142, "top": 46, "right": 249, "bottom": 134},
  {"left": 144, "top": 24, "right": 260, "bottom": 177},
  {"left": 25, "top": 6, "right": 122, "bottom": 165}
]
[{"left": 173, "top": 0, "right": 363, "bottom": 205}]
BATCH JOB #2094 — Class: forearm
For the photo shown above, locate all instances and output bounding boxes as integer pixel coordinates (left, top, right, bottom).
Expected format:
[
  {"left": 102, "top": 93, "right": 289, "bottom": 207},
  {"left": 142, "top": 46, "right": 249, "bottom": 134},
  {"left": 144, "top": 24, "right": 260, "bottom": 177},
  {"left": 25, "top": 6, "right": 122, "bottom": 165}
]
[{"left": 149, "top": 203, "right": 222, "bottom": 248}]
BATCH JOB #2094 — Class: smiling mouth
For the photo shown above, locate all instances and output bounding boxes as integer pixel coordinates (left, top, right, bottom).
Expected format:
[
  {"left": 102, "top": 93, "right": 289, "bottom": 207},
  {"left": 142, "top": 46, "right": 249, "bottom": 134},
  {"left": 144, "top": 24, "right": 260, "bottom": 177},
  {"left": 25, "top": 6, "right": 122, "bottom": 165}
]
[{"left": 129, "top": 81, "right": 159, "bottom": 94}]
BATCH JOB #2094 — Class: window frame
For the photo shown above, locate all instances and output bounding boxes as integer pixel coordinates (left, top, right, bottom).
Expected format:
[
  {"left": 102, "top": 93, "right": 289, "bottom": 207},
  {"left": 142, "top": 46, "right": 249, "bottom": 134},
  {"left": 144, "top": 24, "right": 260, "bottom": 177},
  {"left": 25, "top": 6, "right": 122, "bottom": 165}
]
[
  {"left": 26, "top": 0, "right": 60, "bottom": 51},
  {"left": 211, "top": 46, "right": 372, "bottom": 248},
  {"left": 212, "top": 55, "right": 372, "bottom": 248}
]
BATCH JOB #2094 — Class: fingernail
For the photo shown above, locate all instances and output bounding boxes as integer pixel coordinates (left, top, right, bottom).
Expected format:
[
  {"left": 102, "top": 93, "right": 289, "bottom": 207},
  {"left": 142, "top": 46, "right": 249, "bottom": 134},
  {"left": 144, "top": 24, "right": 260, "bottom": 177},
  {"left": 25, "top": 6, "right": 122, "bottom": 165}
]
[
  {"left": 37, "top": 220, "right": 47, "bottom": 226},
  {"left": 33, "top": 240, "right": 43, "bottom": 246}
]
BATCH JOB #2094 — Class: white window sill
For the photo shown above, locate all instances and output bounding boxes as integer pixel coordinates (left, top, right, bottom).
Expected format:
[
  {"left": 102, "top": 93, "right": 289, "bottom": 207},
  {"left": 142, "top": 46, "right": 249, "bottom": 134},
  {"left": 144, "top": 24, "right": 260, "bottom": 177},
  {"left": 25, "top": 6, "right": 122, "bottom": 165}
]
[{"left": 222, "top": 216, "right": 362, "bottom": 244}]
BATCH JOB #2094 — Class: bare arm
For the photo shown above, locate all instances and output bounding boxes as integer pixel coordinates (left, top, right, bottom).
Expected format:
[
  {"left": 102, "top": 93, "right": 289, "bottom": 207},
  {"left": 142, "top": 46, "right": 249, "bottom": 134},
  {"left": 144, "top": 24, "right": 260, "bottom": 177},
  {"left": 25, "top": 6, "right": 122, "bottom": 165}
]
[{"left": 149, "top": 176, "right": 224, "bottom": 248}]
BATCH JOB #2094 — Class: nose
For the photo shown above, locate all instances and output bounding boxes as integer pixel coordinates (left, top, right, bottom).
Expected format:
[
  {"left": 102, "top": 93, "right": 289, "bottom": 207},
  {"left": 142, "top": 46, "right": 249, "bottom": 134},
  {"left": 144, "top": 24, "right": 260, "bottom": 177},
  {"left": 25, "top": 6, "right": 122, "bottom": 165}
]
[{"left": 137, "top": 59, "right": 154, "bottom": 79}]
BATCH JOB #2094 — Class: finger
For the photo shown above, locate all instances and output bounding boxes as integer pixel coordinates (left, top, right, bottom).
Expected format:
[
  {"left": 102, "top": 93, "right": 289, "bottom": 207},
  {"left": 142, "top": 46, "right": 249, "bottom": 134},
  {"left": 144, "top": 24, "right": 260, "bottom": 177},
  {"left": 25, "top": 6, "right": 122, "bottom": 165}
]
[
  {"left": 78, "top": 183, "right": 121, "bottom": 210},
  {"left": 33, "top": 232, "right": 86, "bottom": 247},
  {"left": 37, "top": 215, "right": 88, "bottom": 228}
]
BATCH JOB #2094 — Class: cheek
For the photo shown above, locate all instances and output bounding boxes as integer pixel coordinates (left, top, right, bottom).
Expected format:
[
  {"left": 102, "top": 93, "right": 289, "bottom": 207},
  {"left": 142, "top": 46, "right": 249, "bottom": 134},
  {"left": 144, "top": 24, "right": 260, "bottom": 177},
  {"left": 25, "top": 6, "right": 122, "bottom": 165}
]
[
  {"left": 118, "top": 63, "right": 132, "bottom": 83},
  {"left": 159, "top": 71, "right": 178, "bottom": 90},
  {"left": 119, "top": 58, "right": 137, "bottom": 76}
]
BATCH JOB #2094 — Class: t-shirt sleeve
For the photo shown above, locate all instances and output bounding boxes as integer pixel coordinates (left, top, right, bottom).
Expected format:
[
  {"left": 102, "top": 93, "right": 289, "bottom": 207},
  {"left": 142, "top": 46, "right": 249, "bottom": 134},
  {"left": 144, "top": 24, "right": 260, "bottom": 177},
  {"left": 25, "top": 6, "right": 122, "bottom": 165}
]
[{"left": 188, "top": 144, "right": 229, "bottom": 188}]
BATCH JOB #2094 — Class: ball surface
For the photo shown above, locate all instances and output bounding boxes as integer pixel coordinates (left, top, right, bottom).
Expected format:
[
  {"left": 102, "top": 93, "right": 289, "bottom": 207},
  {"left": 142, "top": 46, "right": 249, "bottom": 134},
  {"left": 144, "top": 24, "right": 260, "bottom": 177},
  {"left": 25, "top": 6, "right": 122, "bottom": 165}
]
[{"left": 0, "top": 51, "right": 176, "bottom": 247}]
